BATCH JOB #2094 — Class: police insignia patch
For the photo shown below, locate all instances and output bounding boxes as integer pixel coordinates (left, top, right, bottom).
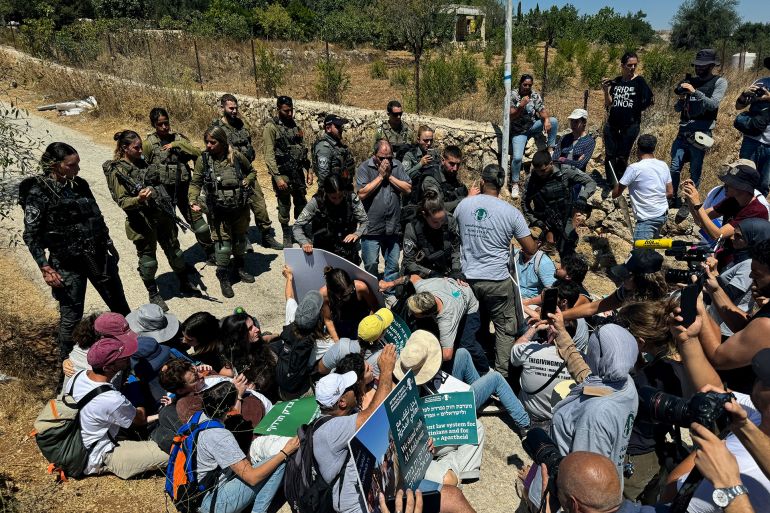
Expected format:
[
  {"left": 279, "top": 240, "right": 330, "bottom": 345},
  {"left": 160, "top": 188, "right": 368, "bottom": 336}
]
[
  {"left": 318, "top": 156, "right": 329, "bottom": 168},
  {"left": 403, "top": 238, "right": 415, "bottom": 254},
  {"left": 24, "top": 205, "right": 41, "bottom": 224}
]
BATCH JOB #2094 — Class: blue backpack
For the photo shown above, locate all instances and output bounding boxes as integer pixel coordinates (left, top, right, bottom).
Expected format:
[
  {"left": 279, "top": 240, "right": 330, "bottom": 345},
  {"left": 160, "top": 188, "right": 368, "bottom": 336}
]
[{"left": 165, "top": 411, "right": 224, "bottom": 513}]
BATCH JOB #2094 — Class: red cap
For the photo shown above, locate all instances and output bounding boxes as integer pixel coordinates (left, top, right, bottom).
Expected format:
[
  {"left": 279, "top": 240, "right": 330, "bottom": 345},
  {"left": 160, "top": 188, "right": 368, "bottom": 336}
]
[
  {"left": 94, "top": 312, "right": 138, "bottom": 348},
  {"left": 87, "top": 337, "right": 138, "bottom": 368}
]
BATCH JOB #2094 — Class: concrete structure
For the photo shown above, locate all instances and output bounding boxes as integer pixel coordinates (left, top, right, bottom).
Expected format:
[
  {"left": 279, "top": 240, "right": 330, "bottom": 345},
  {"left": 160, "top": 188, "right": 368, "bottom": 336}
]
[{"left": 447, "top": 4, "right": 485, "bottom": 45}]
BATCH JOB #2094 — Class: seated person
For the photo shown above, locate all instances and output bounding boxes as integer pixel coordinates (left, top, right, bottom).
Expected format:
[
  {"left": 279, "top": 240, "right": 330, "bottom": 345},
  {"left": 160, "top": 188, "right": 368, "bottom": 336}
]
[
  {"left": 153, "top": 358, "right": 205, "bottom": 453},
  {"left": 317, "top": 307, "right": 395, "bottom": 377},
  {"left": 320, "top": 267, "right": 378, "bottom": 341},
  {"left": 283, "top": 264, "right": 334, "bottom": 361},
  {"left": 126, "top": 302, "right": 179, "bottom": 345},
  {"left": 62, "top": 312, "right": 102, "bottom": 380},
  {"left": 181, "top": 311, "right": 232, "bottom": 376},
  {"left": 524, "top": 253, "right": 591, "bottom": 310},
  {"left": 514, "top": 242, "right": 556, "bottom": 300},
  {"left": 551, "top": 108, "right": 595, "bottom": 171},
  {"left": 336, "top": 352, "right": 377, "bottom": 411},
  {"left": 127, "top": 336, "right": 173, "bottom": 409}
]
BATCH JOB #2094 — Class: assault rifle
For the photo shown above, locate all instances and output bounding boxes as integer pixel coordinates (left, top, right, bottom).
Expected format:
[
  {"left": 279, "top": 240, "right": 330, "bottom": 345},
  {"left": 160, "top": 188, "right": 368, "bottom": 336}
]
[{"left": 112, "top": 168, "right": 191, "bottom": 232}]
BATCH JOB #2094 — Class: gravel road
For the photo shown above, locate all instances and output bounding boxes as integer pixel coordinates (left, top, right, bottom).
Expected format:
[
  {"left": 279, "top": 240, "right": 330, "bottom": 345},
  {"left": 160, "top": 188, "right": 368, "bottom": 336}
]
[{"left": 6, "top": 111, "right": 529, "bottom": 513}]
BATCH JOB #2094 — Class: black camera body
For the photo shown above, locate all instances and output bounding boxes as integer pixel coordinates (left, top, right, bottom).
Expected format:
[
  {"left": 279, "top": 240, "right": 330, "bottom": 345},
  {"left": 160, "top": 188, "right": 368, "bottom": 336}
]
[
  {"left": 664, "top": 245, "right": 710, "bottom": 282},
  {"left": 674, "top": 74, "right": 694, "bottom": 96},
  {"left": 639, "top": 386, "right": 734, "bottom": 429},
  {"left": 523, "top": 428, "right": 563, "bottom": 478}
]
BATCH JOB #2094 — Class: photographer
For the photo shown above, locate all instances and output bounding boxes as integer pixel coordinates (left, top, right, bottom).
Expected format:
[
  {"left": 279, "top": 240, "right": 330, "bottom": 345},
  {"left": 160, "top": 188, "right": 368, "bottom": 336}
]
[
  {"left": 735, "top": 57, "right": 770, "bottom": 196},
  {"left": 670, "top": 49, "right": 727, "bottom": 206}
]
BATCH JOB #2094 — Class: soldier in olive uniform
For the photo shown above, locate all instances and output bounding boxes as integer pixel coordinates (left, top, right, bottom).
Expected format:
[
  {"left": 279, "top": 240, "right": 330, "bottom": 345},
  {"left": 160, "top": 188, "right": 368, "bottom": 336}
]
[
  {"left": 210, "top": 93, "right": 282, "bottom": 250},
  {"left": 263, "top": 96, "right": 311, "bottom": 248},
  {"left": 313, "top": 114, "right": 355, "bottom": 191},
  {"left": 371, "top": 100, "right": 414, "bottom": 160},
  {"left": 104, "top": 130, "right": 196, "bottom": 312},
  {"left": 402, "top": 125, "right": 441, "bottom": 181},
  {"left": 143, "top": 107, "right": 215, "bottom": 264},
  {"left": 20, "top": 142, "right": 130, "bottom": 360},
  {"left": 189, "top": 126, "right": 254, "bottom": 299}
]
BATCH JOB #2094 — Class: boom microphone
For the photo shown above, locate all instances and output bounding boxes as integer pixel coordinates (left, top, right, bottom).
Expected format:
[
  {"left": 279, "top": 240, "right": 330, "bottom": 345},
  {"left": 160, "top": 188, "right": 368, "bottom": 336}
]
[{"left": 633, "top": 239, "right": 688, "bottom": 250}]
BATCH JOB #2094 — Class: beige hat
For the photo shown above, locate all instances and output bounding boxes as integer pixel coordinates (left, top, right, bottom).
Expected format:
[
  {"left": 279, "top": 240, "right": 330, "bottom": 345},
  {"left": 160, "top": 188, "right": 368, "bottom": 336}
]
[
  {"left": 394, "top": 330, "right": 442, "bottom": 385},
  {"left": 567, "top": 108, "right": 588, "bottom": 120}
]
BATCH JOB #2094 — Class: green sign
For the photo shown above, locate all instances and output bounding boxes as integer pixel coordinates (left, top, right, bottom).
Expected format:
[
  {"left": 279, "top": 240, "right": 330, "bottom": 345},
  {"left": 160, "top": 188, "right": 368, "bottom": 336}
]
[
  {"left": 253, "top": 396, "right": 319, "bottom": 437},
  {"left": 419, "top": 391, "right": 478, "bottom": 446},
  {"left": 383, "top": 313, "right": 411, "bottom": 354}
]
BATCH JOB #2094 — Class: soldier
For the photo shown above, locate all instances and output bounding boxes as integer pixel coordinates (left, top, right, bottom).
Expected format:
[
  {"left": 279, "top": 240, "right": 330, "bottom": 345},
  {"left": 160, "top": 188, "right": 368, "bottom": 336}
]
[
  {"left": 402, "top": 125, "right": 441, "bottom": 181},
  {"left": 371, "top": 100, "right": 413, "bottom": 160},
  {"left": 405, "top": 145, "right": 470, "bottom": 218},
  {"left": 189, "top": 126, "right": 254, "bottom": 299},
  {"left": 143, "top": 107, "right": 215, "bottom": 264},
  {"left": 293, "top": 175, "right": 368, "bottom": 264},
  {"left": 313, "top": 114, "right": 355, "bottom": 191},
  {"left": 104, "top": 130, "right": 196, "bottom": 312},
  {"left": 263, "top": 96, "right": 311, "bottom": 248},
  {"left": 210, "top": 93, "right": 282, "bottom": 250},
  {"left": 19, "top": 142, "right": 130, "bottom": 360}
]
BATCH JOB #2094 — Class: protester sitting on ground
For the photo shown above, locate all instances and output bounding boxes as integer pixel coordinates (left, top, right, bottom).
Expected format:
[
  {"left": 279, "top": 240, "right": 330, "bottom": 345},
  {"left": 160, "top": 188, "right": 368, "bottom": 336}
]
[
  {"left": 336, "top": 352, "right": 377, "bottom": 410},
  {"left": 612, "top": 134, "right": 673, "bottom": 241},
  {"left": 552, "top": 109, "right": 596, "bottom": 171},
  {"left": 705, "top": 219, "right": 770, "bottom": 338},
  {"left": 281, "top": 264, "right": 334, "bottom": 361},
  {"left": 152, "top": 358, "right": 205, "bottom": 453},
  {"left": 181, "top": 311, "right": 232, "bottom": 376},
  {"left": 128, "top": 336, "right": 173, "bottom": 407},
  {"left": 525, "top": 254, "right": 592, "bottom": 313},
  {"left": 126, "top": 303, "right": 179, "bottom": 346},
  {"left": 62, "top": 312, "right": 102, "bottom": 379},
  {"left": 397, "top": 329, "right": 529, "bottom": 436},
  {"left": 514, "top": 241, "right": 557, "bottom": 300},
  {"left": 560, "top": 249, "right": 668, "bottom": 322},
  {"left": 68, "top": 336, "right": 168, "bottom": 479},
  {"left": 88, "top": 312, "right": 142, "bottom": 388},
  {"left": 320, "top": 267, "right": 379, "bottom": 341},
  {"left": 407, "top": 275, "right": 490, "bottom": 375},
  {"left": 191, "top": 381, "right": 299, "bottom": 513},
  {"left": 511, "top": 282, "right": 589, "bottom": 429},
  {"left": 317, "top": 307, "right": 394, "bottom": 377},
  {"left": 221, "top": 309, "right": 268, "bottom": 369}
]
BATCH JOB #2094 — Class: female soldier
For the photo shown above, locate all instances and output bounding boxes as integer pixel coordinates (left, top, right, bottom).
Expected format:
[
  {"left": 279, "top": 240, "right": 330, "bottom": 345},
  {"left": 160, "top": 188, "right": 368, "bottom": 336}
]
[
  {"left": 189, "top": 126, "right": 253, "bottom": 298},
  {"left": 292, "top": 175, "right": 368, "bottom": 264},
  {"left": 20, "top": 143, "right": 129, "bottom": 360},
  {"left": 104, "top": 130, "right": 194, "bottom": 312},
  {"left": 143, "top": 107, "right": 214, "bottom": 264}
]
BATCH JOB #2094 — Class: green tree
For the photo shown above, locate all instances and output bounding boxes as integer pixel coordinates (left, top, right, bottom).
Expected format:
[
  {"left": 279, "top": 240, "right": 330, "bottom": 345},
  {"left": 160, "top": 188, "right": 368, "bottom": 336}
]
[
  {"left": 254, "top": 3, "right": 293, "bottom": 40},
  {"left": 670, "top": 0, "right": 739, "bottom": 50},
  {"left": 92, "top": 0, "right": 143, "bottom": 19}
]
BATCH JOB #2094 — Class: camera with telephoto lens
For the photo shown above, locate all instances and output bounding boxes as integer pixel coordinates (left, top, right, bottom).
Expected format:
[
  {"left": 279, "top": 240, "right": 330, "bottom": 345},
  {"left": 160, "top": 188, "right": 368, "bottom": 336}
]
[
  {"left": 522, "top": 428, "right": 563, "bottom": 479},
  {"left": 638, "top": 386, "right": 734, "bottom": 430},
  {"left": 674, "top": 74, "right": 694, "bottom": 96},
  {"left": 663, "top": 245, "right": 710, "bottom": 284}
]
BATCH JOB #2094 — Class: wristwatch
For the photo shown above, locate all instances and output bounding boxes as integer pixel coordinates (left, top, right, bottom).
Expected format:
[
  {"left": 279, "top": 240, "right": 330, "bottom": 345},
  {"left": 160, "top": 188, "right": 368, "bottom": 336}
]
[{"left": 712, "top": 485, "right": 748, "bottom": 507}]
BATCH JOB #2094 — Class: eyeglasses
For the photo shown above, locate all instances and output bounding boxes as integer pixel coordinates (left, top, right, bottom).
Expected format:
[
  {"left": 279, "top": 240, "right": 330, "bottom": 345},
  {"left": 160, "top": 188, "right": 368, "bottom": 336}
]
[
  {"left": 377, "top": 155, "right": 394, "bottom": 161},
  {"left": 421, "top": 138, "right": 434, "bottom": 143}
]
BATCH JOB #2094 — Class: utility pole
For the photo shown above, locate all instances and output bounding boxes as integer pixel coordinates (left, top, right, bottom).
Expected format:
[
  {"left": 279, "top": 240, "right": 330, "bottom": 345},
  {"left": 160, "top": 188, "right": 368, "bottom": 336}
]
[{"left": 501, "top": 0, "right": 513, "bottom": 187}]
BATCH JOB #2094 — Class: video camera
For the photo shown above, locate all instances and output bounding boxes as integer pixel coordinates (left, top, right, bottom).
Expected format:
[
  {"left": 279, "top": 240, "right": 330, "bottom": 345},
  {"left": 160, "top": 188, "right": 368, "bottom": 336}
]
[
  {"left": 523, "top": 428, "right": 563, "bottom": 482},
  {"left": 639, "top": 386, "right": 734, "bottom": 432},
  {"left": 632, "top": 239, "right": 713, "bottom": 283},
  {"left": 674, "top": 74, "right": 694, "bottom": 96}
]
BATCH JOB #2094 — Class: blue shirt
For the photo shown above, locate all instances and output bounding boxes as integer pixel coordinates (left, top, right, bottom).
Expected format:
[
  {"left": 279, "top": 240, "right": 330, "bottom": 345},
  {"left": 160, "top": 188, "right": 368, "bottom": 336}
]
[{"left": 516, "top": 250, "right": 556, "bottom": 298}]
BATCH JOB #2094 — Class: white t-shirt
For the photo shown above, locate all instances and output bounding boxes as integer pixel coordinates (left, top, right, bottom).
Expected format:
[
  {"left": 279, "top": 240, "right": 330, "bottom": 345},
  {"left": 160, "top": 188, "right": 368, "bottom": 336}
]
[
  {"left": 677, "top": 392, "right": 770, "bottom": 513},
  {"left": 619, "top": 158, "right": 671, "bottom": 220},
  {"left": 67, "top": 372, "right": 136, "bottom": 475},
  {"left": 285, "top": 298, "right": 334, "bottom": 362}
]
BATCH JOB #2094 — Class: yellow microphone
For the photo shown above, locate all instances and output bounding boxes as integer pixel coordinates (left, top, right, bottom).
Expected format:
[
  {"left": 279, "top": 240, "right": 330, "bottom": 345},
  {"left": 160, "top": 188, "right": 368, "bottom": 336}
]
[{"left": 633, "top": 239, "right": 688, "bottom": 250}]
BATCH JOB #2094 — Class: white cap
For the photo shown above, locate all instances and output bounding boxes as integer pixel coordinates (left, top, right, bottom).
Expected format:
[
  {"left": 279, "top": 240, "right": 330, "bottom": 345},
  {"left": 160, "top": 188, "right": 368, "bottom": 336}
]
[
  {"left": 315, "top": 371, "right": 358, "bottom": 408},
  {"left": 568, "top": 108, "right": 588, "bottom": 120}
]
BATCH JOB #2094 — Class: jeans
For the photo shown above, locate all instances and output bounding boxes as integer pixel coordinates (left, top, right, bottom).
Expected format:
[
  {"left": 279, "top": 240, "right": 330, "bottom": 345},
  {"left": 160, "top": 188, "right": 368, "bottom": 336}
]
[
  {"left": 740, "top": 136, "right": 770, "bottom": 196},
  {"left": 454, "top": 311, "right": 490, "bottom": 374},
  {"left": 452, "top": 348, "right": 530, "bottom": 428},
  {"left": 633, "top": 213, "right": 668, "bottom": 241},
  {"left": 670, "top": 131, "right": 709, "bottom": 192},
  {"left": 361, "top": 234, "right": 400, "bottom": 294},
  {"left": 199, "top": 459, "right": 285, "bottom": 513},
  {"left": 603, "top": 122, "right": 640, "bottom": 183},
  {"left": 510, "top": 117, "right": 559, "bottom": 183}
]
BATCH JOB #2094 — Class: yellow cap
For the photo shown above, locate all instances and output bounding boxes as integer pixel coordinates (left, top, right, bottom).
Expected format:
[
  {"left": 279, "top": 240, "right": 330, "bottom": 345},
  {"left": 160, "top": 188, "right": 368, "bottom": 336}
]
[{"left": 357, "top": 308, "right": 395, "bottom": 343}]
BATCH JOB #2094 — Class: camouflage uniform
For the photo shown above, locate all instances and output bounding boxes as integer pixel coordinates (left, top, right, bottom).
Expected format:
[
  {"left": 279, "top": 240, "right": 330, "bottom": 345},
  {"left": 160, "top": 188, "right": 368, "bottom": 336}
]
[
  {"left": 312, "top": 133, "right": 355, "bottom": 191},
  {"left": 189, "top": 150, "right": 254, "bottom": 298},
  {"left": 143, "top": 132, "right": 214, "bottom": 261},
  {"left": 103, "top": 158, "right": 189, "bottom": 310},
  {"left": 210, "top": 117, "right": 281, "bottom": 249},
  {"left": 372, "top": 121, "right": 414, "bottom": 160},
  {"left": 263, "top": 116, "right": 309, "bottom": 246},
  {"left": 19, "top": 175, "right": 130, "bottom": 360}
]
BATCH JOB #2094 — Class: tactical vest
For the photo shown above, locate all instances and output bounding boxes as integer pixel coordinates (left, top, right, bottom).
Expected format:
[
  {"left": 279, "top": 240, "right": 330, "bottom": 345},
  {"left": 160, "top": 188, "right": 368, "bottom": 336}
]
[
  {"left": 314, "top": 136, "right": 355, "bottom": 186},
  {"left": 408, "top": 167, "right": 468, "bottom": 207},
  {"left": 311, "top": 197, "right": 358, "bottom": 260},
  {"left": 530, "top": 172, "right": 572, "bottom": 227},
  {"left": 145, "top": 133, "right": 191, "bottom": 186},
  {"left": 378, "top": 122, "right": 412, "bottom": 160},
  {"left": 270, "top": 118, "right": 307, "bottom": 181},
  {"left": 19, "top": 176, "right": 108, "bottom": 260},
  {"left": 411, "top": 218, "right": 454, "bottom": 275},
  {"left": 203, "top": 152, "right": 250, "bottom": 212},
  {"left": 216, "top": 119, "right": 255, "bottom": 162},
  {"left": 680, "top": 75, "right": 720, "bottom": 124}
]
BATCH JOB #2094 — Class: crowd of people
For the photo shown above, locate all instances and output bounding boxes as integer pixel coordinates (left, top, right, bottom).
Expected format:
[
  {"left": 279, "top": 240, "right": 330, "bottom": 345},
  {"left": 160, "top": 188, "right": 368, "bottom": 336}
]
[{"left": 15, "top": 47, "right": 770, "bottom": 513}]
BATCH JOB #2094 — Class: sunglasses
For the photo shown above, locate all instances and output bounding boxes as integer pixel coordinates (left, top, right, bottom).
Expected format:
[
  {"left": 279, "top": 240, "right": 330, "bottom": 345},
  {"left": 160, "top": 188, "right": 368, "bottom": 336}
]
[{"left": 390, "top": 112, "right": 403, "bottom": 117}]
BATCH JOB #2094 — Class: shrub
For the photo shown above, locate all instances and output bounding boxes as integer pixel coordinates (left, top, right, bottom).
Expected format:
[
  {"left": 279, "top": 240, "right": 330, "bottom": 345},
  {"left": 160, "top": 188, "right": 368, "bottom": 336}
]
[
  {"left": 316, "top": 57, "right": 350, "bottom": 104},
  {"left": 483, "top": 44, "right": 495, "bottom": 66},
  {"left": 525, "top": 45, "right": 544, "bottom": 79},
  {"left": 546, "top": 54, "right": 571, "bottom": 90},
  {"left": 643, "top": 46, "right": 690, "bottom": 89},
  {"left": 54, "top": 21, "right": 103, "bottom": 66},
  {"left": 578, "top": 47, "right": 612, "bottom": 88},
  {"left": 557, "top": 38, "right": 588, "bottom": 62},
  {"left": 421, "top": 55, "right": 458, "bottom": 112},
  {"left": 254, "top": 3, "right": 293, "bottom": 40},
  {"left": 370, "top": 59, "right": 387, "bottom": 80},
  {"left": 456, "top": 51, "right": 479, "bottom": 94},
  {"left": 254, "top": 42, "right": 285, "bottom": 96},
  {"left": 20, "top": 18, "right": 56, "bottom": 59},
  {"left": 390, "top": 66, "right": 411, "bottom": 89}
]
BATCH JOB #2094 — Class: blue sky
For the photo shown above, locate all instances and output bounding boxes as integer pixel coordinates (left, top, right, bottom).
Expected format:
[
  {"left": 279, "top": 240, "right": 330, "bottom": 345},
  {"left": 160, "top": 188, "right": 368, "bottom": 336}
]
[{"left": 528, "top": 1, "right": 770, "bottom": 29}]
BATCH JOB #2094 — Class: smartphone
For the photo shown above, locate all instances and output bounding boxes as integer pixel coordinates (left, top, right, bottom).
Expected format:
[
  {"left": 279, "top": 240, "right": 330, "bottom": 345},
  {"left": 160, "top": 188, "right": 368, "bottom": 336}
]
[
  {"left": 541, "top": 287, "right": 559, "bottom": 317},
  {"left": 386, "top": 490, "right": 441, "bottom": 513},
  {"left": 680, "top": 282, "right": 699, "bottom": 327}
]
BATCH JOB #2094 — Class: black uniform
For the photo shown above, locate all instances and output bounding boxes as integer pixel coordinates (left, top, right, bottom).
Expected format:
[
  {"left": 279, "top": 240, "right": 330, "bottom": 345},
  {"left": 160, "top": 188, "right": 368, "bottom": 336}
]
[
  {"left": 401, "top": 214, "right": 463, "bottom": 280},
  {"left": 19, "top": 175, "right": 130, "bottom": 360}
]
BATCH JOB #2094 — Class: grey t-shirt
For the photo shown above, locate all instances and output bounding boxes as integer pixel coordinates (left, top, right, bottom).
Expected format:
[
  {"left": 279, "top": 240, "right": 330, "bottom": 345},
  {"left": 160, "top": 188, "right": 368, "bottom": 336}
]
[
  {"left": 322, "top": 338, "right": 382, "bottom": 376},
  {"left": 414, "top": 278, "right": 479, "bottom": 349},
  {"left": 313, "top": 414, "right": 364, "bottom": 513},
  {"left": 709, "top": 259, "right": 754, "bottom": 337},
  {"left": 355, "top": 157, "right": 411, "bottom": 236},
  {"left": 195, "top": 415, "right": 246, "bottom": 483},
  {"left": 454, "top": 195, "right": 531, "bottom": 281}
]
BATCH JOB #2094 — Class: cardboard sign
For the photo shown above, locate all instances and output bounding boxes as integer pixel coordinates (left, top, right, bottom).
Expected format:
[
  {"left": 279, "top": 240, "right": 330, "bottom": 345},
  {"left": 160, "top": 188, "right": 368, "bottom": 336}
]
[
  {"left": 253, "top": 396, "right": 319, "bottom": 437},
  {"left": 419, "top": 391, "right": 478, "bottom": 446}
]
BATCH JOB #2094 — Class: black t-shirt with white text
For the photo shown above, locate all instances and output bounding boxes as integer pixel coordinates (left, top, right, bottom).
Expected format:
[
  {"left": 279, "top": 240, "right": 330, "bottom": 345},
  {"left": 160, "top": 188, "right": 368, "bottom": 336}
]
[{"left": 608, "top": 76, "right": 654, "bottom": 128}]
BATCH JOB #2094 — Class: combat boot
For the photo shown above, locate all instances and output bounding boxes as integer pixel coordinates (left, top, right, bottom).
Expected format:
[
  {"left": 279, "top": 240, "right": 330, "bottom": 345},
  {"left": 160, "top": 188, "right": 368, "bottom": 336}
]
[
  {"left": 203, "top": 245, "right": 216, "bottom": 266},
  {"left": 261, "top": 228, "right": 283, "bottom": 250},
  {"left": 234, "top": 256, "right": 255, "bottom": 283},
  {"left": 144, "top": 280, "right": 169, "bottom": 312},
  {"left": 216, "top": 267, "right": 234, "bottom": 298},
  {"left": 176, "top": 271, "right": 199, "bottom": 296},
  {"left": 281, "top": 223, "right": 293, "bottom": 248}
]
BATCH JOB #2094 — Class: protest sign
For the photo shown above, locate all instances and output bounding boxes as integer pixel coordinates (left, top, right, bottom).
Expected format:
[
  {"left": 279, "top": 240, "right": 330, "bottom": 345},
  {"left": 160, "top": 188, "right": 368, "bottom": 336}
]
[
  {"left": 253, "top": 396, "right": 319, "bottom": 437},
  {"left": 283, "top": 248, "right": 384, "bottom": 305},
  {"left": 383, "top": 313, "right": 411, "bottom": 354},
  {"left": 349, "top": 370, "right": 433, "bottom": 513},
  {"left": 419, "top": 391, "right": 478, "bottom": 446}
]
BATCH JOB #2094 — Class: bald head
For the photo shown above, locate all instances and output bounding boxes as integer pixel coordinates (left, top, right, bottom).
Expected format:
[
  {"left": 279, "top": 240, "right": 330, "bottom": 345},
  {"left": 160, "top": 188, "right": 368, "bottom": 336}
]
[{"left": 556, "top": 452, "right": 621, "bottom": 512}]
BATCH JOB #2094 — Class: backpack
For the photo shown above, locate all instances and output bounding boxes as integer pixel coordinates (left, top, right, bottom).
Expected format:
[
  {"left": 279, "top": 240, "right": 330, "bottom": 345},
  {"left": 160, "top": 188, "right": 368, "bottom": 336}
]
[
  {"left": 273, "top": 325, "right": 315, "bottom": 395},
  {"left": 164, "top": 411, "right": 225, "bottom": 513},
  {"left": 34, "top": 371, "right": 112, "bottom": 479},
  {"left": 284, "top": 415, "right": 352, "bottom": 513}
]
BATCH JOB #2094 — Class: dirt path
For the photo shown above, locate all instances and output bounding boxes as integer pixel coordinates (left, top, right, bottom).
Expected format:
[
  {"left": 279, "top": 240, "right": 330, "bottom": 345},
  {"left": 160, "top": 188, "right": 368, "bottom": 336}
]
[{"left": 3, "top": 111, "right": 529, "bottom": 513}]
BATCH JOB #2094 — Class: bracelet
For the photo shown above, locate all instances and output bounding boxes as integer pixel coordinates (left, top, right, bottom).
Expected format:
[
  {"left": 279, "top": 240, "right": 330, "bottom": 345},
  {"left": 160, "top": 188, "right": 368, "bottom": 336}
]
[{"left": 280, "top": 450, "right": 289, "bottom": 460}]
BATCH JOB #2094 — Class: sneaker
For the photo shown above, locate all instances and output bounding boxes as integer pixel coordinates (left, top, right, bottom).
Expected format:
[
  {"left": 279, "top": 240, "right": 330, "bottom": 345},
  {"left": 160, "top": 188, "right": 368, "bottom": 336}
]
[
  {"left": 510, "top": 183, "right": 520, "bottom": 199},
  {"left": 674, "top": 204, "right": 691, "bottom": 224}
]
